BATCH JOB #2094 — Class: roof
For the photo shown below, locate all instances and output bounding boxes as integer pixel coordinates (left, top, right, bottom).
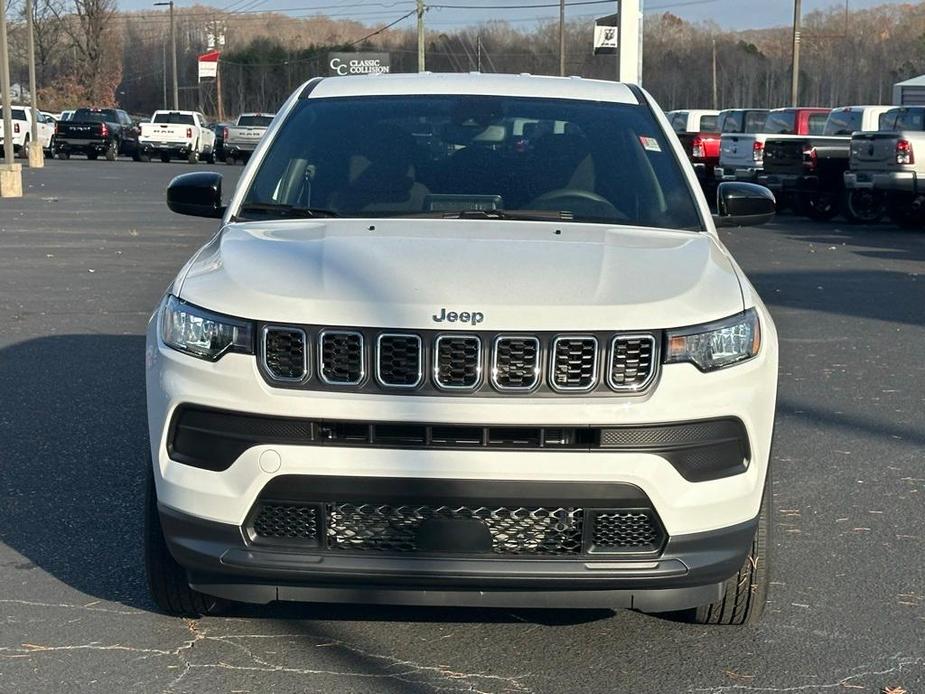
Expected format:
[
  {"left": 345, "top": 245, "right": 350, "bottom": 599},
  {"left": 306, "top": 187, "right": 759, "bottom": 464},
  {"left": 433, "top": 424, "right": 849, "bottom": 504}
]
[
  {"left": 894, "top": 74, "right": 925, "bottom": 88},
  {"left": 306, "top": 72, "right": 639, "bottom": 105}
]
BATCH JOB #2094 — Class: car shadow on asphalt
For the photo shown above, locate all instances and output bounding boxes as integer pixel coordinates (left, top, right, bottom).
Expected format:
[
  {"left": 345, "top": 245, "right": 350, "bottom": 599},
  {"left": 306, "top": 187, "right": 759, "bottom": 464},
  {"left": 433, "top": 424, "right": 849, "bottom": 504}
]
[{"left": 0, "top": 333, "right": 611, "bottom": 627}]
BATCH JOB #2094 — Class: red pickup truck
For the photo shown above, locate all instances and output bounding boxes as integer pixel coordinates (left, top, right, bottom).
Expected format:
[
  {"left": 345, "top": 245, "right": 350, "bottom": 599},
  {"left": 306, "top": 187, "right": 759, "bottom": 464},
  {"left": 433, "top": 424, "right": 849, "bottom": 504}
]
[{"left": 667, "top": 110, "right": 721, "bottom": 193}]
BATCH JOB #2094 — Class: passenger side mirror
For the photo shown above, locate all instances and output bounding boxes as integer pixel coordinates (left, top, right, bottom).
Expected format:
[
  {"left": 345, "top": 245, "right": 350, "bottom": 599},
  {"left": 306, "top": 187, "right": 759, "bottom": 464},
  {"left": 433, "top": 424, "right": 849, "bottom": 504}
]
[
  {"left": 167, "top": 172, "right": 225, "bottom": 218},
  {"left": 713, "top": 182, "right": 776, "bottom": 228}
]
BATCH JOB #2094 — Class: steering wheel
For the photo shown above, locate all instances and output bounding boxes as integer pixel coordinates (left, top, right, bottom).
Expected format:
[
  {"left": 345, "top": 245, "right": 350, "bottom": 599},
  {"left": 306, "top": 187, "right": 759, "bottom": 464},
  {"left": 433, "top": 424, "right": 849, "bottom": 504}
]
[{"left": 527, "top": 189, "right": 627, "bottom": 221}]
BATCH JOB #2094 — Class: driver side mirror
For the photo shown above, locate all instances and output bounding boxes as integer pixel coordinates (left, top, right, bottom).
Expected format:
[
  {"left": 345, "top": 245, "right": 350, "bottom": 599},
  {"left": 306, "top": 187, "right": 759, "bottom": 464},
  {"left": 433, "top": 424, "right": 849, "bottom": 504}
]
[
  {"left": 713, "top": 182, "right": 776, "bottom": 228},
  {"left": 167, "top": 172, "right": 225, "bottom": 218}
]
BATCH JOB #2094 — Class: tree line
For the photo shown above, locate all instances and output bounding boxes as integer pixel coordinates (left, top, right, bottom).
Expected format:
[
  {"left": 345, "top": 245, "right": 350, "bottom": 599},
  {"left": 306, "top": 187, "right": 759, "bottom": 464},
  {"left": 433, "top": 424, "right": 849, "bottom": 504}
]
[{"left": 3, "top": 1, "right": 925, "bottom": 118}]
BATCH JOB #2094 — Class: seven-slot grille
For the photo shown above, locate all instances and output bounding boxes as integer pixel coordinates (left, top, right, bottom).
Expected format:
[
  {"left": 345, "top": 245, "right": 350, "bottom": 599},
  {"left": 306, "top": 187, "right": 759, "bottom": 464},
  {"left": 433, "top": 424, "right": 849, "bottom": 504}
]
[
  {"left": 319, "top": 331, "right": 364, "bottom": 385},
  {"left": 261, "top": 328, "right": 659, "bottom": 395},
  {"left": 376, "top": 334, "right": 423, "bottom": 387},
  {"left": 609, "top": 335, "right": 657, "bottom": 391},
  {"left": 550, "top": 336, "right": 598, "bottom": 391},
  {"left": 262, "top": 327, "right": 308, "bottom": 381},
  {"left": 434, "top": 335, "right": 481, "bottom": 389},
  {"left": 247, "top": 501, "right": 666, "bottom": 556},
  {"left": 492, "top": 336, "right": 541, "bottom": 391}
]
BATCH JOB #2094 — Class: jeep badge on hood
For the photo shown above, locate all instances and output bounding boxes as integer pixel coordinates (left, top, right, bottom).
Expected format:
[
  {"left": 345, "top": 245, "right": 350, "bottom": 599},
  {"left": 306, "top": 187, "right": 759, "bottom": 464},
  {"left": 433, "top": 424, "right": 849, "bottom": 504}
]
[{"left": 433, "top": 308, "right": 484, "bottom": 326}]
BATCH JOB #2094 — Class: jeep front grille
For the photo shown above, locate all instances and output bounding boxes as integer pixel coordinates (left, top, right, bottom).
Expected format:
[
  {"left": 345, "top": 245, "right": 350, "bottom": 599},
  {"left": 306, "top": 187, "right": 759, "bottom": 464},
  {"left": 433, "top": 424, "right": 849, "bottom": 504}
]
[
  {"left": 550, "top": 336, "right": 598, "bottom": 391},
  {"left": 263, "top": 327, "right": 308, "bottom": 381},
  {"left": 492, "top": 336, "right": 541, "bottom": 391},
  {"left": 376, "top": 334, "right": 423, "bottom": 388},
  {"left": 319, "top": 331, "right": 364, "bottom": 385},
  {"left": 608, "top": 335, "right": 657, "bottom": 391},
  {"left": 434, "top": 335, "right": 481, "bottom": 390}
]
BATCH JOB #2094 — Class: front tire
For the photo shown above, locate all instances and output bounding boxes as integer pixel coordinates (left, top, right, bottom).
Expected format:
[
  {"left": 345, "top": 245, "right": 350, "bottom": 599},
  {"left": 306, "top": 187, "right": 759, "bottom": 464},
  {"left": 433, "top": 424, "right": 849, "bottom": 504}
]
[
  {"left": 676, "top": 474, "right": 771, "bottom": 625},
  {"left": 160, "top": 153, "right": 171, "bottom": 163},
  {"left": 144, "top": 469, "right": 221, "bottom": 617}
]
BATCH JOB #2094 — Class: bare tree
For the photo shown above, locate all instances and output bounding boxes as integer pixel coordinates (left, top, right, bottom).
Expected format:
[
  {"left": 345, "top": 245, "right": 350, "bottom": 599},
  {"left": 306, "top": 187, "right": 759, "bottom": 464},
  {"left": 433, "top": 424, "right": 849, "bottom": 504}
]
[{"left": 55, "top": 0, "right": 122, "bottom": 104}]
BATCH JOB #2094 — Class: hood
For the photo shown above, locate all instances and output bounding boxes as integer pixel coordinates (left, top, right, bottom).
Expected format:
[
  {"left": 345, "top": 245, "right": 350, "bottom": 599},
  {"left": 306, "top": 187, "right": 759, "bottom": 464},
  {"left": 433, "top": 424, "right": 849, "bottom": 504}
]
[{"left": 178, "top": 219, "right": 743, "bottom": 331}]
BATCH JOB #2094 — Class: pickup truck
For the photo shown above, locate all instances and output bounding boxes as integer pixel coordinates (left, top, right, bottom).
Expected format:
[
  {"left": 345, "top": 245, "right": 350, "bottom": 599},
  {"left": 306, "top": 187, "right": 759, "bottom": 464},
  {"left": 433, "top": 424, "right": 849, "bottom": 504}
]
[
  {"left": 0, "top": 106, "right": 55, "bottom": 158},
  {"left": 759, "top": 106, "right": 893, "bottom": 222},
  {"left": 222, "top": 113, "right": 275, "bottom": 164},
  {"left": 844, "top": 106, "right": 925, "bottom": 228},
  {"left": 54, "top": 107, "right": 141, "bottom": 161},
  {"left": 715, "top": 108, "right": 829, "bottom": 185},
  {"left": 145, "top": 73, "right": 779, "bottom": 626},
  {"left": 138, "top": 110, "right": 215, "bottom": 164},
  {"left": 668, "top": 109, "right": 721, "bottom": 193}
]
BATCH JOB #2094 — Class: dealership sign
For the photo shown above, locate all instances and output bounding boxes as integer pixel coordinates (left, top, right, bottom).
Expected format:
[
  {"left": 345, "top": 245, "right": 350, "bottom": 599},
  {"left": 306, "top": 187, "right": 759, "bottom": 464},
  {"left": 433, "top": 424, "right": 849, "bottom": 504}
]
[
  {"left": 593, "top": 12, "right": 619, "bottom": 55},
  {"left": 328, "top": 52, "right": 391, "bottom": 77},
  {"left": 198, "top": 50, "right": 220, "bottom": 80}
]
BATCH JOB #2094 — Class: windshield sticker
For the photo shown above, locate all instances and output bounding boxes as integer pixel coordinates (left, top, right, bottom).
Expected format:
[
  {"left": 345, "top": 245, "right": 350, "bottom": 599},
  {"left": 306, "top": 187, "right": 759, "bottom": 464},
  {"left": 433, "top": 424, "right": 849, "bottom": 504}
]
[{"left": 639, "top": 136, "right": 662, "bottom": 152}]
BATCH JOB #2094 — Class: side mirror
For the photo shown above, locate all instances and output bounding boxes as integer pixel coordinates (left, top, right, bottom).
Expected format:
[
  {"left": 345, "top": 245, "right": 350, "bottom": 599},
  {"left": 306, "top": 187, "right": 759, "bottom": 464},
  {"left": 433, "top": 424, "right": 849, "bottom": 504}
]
[
  {"left": 167, "top": 172, "right": 224, "bottom": 218},
  {"left": 713, "top": 182, "right": 776, "bottom": 228}
]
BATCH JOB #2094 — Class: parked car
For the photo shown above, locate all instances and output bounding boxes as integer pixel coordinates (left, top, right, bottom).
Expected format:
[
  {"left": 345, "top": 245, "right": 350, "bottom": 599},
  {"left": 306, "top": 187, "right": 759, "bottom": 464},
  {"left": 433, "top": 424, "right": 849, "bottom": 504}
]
[
  {"left": 138, "top": 110, "right": 215, "bottom": 163},
  {"left": 211, "top": 122, "right": 231, "bottom": 162},
  {"left": 54, "top": 107, "right": 141, "bottom": 161},
  {"left": 715, "top": 108, "right": 829, "bottom": 185},
  {"left": 223, "top": 112, "right": 275, "bottom": 164},
  {"left": 144, "top": 73, "right": 779, "bottom": 625},
  {"left": 668, "top": 109, "right": 721, "bottom": 193},
  {"left": 844, "top": 106, "right": 925, "bottom": 227},
  {"left": 760, "top": 106, "right": 893, "bottom": 222},
  {"left": 0, "top": 105, "right": 55, "bottom": 158}
]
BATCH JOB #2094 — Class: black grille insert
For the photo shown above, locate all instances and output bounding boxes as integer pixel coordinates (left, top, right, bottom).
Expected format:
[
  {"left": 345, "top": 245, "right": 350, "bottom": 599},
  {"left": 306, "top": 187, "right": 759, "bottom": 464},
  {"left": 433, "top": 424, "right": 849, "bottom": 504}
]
[
  {"left": 325, "top": 503, "right": 585, "bottom": 555},
  {"left": 434, "top": 335, "right": 481, "bottom": 389},
  {"left": 377, "top": 334, "right": 423, "bottom": 388},
  {"left": 263, "top": 327, "right": 307, "bottom": 381},
  {"left": 587, "top": 510, "right": 663, "bottom": 554},
  {"left": 492, "top": 336, "right": 541, "bottom": 391},
  {"left": 550, "top": 337, "right": 598, "bottom": 391},
  {"left": 319, "top": 331, "right": 364, "bottom": 385},
  {"left": 609, "top": 335, "right": 657, "bottom": 391},
  {"left": 250, "top": 502, "right": 321, "bottom": 546}
]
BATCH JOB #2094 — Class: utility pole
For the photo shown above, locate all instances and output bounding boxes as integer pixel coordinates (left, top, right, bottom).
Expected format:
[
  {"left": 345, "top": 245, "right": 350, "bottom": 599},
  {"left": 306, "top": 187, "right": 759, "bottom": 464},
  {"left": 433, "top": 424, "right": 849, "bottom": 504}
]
[
  {"left": 162, "top": 42, "right": 167, "bottom": 108},
  {"left": 416, "top": 0, "right": 425, "bottom": 72},
  {"left": 0, "top": 0, "right": 22, "bottom": 196},
  {"left": 155, "top": 1, "right": 178, "bottom": 108},
  {"left": 558, "top": 0, "right": 565, "bottom": 76},
  {"left": 25, "top": 0, "right": 43, "bottom": 167},
  {"left": 791, "top": 0, "right": 801, "bottom": 106},
  {"left": 712, "top": 38, "right": 718, "bottom": 110}
]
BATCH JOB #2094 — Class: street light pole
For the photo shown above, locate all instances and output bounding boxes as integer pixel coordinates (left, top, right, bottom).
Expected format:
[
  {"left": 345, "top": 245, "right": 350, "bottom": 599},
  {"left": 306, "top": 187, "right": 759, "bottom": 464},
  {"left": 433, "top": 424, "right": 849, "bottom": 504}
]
[
  {"left": 558, "top": 0, "right": 565, "bottom": 76},
  {"left": 155, "top": 1, "right": 178, "bottom": 109},
  {"left": 25, "top": 0, "right": 43, "bottom": 167},
  {"left": 416, "top": 0, "right": 425, "bottom": 72},
  {"left": 791, "top": 0, "right": 802, "bottom": 106},
  {"left": 0, "top": 0, "right": 23, "bottom": 196}
]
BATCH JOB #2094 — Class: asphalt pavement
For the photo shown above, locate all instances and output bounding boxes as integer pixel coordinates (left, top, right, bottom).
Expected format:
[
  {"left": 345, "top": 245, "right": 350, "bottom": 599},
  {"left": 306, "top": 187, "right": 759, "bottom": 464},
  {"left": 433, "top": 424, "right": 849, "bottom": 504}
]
[{"left": 0, "top": 159, "right": 922, "bottom": 693}]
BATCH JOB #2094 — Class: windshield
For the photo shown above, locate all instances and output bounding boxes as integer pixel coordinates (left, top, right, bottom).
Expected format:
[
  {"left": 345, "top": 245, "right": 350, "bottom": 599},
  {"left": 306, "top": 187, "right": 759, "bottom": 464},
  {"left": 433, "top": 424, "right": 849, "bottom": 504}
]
[
  {"left": 74, "top": 109, "right": 118, "bottom": 123},
  {"left": 238, "top": 115, "right": 273, "bottom": 127},
  {"left": 824, "top": 110, "right": 861, "bottom": 135},
  {"left": 765, "top": 111, "right": 795, "bottom": 134},
  {"left": 154, "top": 112, "right": 194, "bottom": 125},
  {"left": 240, "top": 95, "right": 703, "bottom": 230}
]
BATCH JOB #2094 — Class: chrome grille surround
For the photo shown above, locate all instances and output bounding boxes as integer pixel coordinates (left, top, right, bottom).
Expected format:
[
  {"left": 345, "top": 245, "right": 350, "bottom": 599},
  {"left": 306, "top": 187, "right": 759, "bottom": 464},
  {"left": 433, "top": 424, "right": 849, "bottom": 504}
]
[
  {"left": 262, "top": 325, "right": 309, "bottom": 382},
  {"left": 491, "top": 335, "right": 541, "bottom": 392},
  {"left": 607, "top": 334, "right": 659, "bottom": 392},
  {"left": 376, "top": 333, "right": 424, "bottom": 389},
  {"left": 433, "top": 335, "right": 482, "bottom": 390},
  {"left": 549, "top": 336, "right": 599, "bottom": 392},
  {"left": 318, "top": 330, "right": 365, "bottom": 385}
]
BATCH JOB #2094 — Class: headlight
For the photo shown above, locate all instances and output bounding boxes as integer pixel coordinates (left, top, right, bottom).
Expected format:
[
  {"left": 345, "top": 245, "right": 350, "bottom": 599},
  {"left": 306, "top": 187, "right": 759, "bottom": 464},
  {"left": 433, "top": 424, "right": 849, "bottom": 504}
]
[
  {"left": 161, "top": 295, "right": 254, "bottom": 361},
  {"left": 665, "top": 309, "right": 760, "bottom": 372}
]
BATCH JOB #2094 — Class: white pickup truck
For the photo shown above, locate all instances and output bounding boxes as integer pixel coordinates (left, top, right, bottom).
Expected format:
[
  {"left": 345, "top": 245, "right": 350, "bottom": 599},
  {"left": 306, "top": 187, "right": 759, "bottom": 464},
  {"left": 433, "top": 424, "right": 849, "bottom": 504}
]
[
  {"left": 138, "top": 110, "right": 215, "bottom": 164},
  {"left": 223, "top": 112, "right": 275, "bottom": 164},
  {"left": 0, "top": 106, "right": 55, "bottom": 158}
]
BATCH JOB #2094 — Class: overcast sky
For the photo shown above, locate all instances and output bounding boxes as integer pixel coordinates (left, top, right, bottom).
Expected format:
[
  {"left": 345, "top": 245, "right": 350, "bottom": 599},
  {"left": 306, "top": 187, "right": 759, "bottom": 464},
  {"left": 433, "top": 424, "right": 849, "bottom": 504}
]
[{"left": 123, "top": 0, "right": 907, "bottom": 32}]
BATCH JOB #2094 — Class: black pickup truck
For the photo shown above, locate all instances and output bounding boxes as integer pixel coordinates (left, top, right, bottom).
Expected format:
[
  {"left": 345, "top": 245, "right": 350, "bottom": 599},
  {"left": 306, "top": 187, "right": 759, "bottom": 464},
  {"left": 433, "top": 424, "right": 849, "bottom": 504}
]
[
  {"left": 759, "top": 106, "right": 891, "bottom": 223},
  {"left": 54, "top": 107, "right": 141, "bottom": 161}
]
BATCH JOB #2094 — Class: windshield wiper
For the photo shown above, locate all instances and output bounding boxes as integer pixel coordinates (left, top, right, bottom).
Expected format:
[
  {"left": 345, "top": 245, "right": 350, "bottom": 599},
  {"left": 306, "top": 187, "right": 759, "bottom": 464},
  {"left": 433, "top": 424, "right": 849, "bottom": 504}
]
[
  {"left": 405, "top": 209, "right": 573, "bottom": 222},
  {"left": 235, "top": 202, "right": 339, "bottom": 220}
]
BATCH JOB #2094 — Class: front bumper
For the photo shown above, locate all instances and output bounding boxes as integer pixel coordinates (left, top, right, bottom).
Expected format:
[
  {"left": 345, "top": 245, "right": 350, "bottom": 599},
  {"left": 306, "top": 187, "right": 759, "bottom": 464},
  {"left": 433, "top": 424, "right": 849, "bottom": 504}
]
[{"left": 844, "top": 170, "right": 919, "bottom": 194}]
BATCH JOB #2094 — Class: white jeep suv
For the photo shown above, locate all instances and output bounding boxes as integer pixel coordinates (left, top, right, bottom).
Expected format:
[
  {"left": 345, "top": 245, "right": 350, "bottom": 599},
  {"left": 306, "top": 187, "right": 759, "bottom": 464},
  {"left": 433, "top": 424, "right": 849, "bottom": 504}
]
[{"left": 145, "top": 73, "right": 778, "bottom": 625}]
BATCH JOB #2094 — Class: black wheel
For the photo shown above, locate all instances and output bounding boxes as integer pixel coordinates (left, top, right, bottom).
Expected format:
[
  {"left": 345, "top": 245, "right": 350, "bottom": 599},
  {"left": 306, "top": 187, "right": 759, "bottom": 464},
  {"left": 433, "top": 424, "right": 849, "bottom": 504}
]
[
  {"left": 138, "top": 152, "right": 151, "bottom": 163},
  {"left": 887, "top": 197, "right": 921, "bottom": 229},
  {"left": 187, "top": 148, "right": 200, "bottom": 164},
  {"left": 87, "top": 151, "right": 98, "bottom": 161},
  {"left": 205, "top": 148, "right": 215, "bottom": 165},
  {"left": 673, "top": 474, "right": 771, "bottom": 625},
  {"left": 803, "top": 192, "right": 839, "bottom": 222},
  {"left": 841, "top": 190, "right": 885, "bottom": 224},
  {"left": 57, "top": 150, "right": 70, "bottom": 160},
  {"left": 144, "top": 468, "right": 222, "bottom": 617},
  {"left": 17, "top": 136, "right": 29, "bottom": 159},
  {"left": 160, "top": 153, "right": 171, "bottom": 163},
  {"left": 105, "top": 141, "right": 118, "bottom": 161}
]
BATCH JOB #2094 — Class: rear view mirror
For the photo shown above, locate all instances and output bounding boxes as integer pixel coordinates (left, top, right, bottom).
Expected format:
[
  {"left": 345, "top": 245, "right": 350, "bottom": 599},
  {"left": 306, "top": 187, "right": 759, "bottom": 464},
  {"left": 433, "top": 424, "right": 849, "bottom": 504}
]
[
  {"left": 167, "top": 172, "right": 225, "bottom": 218},
  {"left": 713, "top": 182, "right": 776, "bottom": 228}
]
